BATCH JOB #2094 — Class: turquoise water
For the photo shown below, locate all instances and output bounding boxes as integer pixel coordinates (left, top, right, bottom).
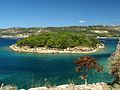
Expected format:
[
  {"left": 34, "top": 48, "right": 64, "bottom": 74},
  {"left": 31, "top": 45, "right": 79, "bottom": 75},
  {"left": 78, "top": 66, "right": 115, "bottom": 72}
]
[{"left": 0, "top": 38, "right": 119, "bottom": 89}]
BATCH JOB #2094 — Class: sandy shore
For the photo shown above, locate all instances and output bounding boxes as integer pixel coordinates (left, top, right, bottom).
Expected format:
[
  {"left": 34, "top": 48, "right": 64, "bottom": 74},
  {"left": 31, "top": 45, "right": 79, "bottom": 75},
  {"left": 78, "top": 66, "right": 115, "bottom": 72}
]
[
  {"left": 28, "top": 82, "right": 110, "bottom": 90},
  {"left": 9, "top": 44, "right": 105, "bottom": 54}
]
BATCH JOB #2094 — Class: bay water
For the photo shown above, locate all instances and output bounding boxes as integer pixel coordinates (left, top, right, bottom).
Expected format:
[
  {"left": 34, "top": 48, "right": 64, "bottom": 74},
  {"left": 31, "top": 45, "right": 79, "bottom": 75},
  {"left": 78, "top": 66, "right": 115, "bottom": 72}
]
[{"left": 0, "top": 38, "right": 118, "bottom": 89}]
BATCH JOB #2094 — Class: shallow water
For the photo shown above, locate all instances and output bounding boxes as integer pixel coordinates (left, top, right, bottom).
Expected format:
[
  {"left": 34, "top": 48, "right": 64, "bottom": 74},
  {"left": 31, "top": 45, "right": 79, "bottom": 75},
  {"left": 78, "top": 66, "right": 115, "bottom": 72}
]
[{"left": 0, "top": 38, "right": 118, "bottom": 89}]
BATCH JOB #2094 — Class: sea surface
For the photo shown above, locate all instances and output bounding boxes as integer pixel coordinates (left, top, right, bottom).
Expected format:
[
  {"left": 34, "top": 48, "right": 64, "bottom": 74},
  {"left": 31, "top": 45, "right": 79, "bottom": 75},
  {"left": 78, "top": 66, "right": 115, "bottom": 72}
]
[{"left": 0, "top": 38, "right": 119, "bottom": 89}]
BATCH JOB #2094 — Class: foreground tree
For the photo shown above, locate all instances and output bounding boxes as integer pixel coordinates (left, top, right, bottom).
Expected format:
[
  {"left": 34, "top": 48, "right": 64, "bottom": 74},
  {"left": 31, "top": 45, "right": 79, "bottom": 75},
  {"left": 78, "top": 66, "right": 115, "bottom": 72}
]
[{"left": 74, "top": 56, "right": 103, "bottom": 85}]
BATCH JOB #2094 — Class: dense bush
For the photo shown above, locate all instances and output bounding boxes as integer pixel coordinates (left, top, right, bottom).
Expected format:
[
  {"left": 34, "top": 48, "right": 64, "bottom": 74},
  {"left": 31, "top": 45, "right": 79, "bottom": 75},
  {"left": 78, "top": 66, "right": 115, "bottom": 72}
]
[{"left": 16, "top": 32, "right": 101, "bottom": 49}]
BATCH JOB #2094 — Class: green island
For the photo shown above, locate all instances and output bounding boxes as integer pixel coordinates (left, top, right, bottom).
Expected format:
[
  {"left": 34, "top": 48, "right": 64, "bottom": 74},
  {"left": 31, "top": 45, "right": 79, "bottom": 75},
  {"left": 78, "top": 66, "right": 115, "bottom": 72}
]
[
  {"left": 16, "top": 32, "right": 101, "bottom": 49},
  {"left": 10, "top": 32, "right": 104, "bottom": 54}
]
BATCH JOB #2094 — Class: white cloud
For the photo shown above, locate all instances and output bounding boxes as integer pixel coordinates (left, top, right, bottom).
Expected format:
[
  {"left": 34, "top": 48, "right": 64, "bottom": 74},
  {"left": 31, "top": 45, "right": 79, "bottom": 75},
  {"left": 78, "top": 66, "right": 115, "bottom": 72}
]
[{"left": 79, "top": 20, "right": 86, "bottom": 23}]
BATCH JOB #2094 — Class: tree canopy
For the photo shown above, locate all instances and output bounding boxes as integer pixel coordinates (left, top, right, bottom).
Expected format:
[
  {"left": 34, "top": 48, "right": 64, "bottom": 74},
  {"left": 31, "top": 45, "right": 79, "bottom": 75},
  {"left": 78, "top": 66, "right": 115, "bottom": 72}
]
[
  {"left": 74, "top": 56, "right": 103, "bottom": 85},
  {"left": 16, "top": 32, "right": 102, "bottom": 49}
]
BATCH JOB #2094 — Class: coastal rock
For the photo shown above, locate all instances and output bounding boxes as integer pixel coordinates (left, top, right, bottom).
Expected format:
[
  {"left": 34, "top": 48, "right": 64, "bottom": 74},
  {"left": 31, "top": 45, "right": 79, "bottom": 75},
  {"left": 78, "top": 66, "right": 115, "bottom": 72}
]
[{"left": 9, "top": 44, "right": 105, "bottom": 54}]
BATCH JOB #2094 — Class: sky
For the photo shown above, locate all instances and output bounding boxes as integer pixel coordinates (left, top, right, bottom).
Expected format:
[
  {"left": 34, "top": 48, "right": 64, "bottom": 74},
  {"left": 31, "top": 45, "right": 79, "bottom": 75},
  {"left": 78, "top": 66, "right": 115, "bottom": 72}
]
[{"left": 0, "top": 0, "right": 120, "bottom": 28}]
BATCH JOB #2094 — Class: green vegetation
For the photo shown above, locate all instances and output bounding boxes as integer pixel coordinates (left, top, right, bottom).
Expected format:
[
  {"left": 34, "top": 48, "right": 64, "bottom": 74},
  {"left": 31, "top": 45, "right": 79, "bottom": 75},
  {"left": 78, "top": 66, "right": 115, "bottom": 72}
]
[
  {"left": 0, "top": 25, "right": 120, "bottom": 38},
  {"left": 16, "top": 32, "right": 101, "bottom": 49}
]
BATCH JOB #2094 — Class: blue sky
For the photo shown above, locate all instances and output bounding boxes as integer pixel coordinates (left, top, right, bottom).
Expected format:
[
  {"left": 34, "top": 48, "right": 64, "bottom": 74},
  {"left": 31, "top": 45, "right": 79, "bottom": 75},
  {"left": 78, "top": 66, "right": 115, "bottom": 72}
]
[{"left": 0, "top": 0, "right": 120, "bottom": 28}]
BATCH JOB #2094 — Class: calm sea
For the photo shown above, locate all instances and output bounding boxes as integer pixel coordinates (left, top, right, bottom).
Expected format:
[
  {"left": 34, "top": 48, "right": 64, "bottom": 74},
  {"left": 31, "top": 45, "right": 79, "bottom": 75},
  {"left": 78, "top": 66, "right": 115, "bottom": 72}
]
[{"left": 0, "top": 38, "right": 119, "bottom": 89}]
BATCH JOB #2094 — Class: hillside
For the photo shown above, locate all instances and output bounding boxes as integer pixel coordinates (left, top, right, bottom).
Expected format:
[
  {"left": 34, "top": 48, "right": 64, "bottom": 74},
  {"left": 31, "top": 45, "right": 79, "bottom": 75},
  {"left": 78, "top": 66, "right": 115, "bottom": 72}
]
[{"left": 0, "top": 25, "right": 120, "bottom": 38}]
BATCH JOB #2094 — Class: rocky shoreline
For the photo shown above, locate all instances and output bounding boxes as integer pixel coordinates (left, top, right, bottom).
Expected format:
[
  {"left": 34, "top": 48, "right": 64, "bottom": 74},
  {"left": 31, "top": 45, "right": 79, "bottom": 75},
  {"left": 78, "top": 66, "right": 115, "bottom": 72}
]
[
  {"left": 113, "top": 38, "right": 120, "bottom": 59},
  {"left": 0, "top": 82, "right": 112, "bottom": 90},
  {"left": 10, "top": 44, "right": 105, "bottom": 54},
  {"left": 28, "top": 82, "right": 110, "bottom": 90},
  {"left": 109, "top": 38, "right": 120, "bottom": 61}
]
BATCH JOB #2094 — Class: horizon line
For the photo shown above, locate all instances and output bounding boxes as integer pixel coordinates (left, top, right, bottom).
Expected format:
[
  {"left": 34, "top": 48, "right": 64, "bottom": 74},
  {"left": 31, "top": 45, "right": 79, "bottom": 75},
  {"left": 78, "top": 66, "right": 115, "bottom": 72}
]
[{"left": 0, "top": 24, "right": 120, "bottom": 29}]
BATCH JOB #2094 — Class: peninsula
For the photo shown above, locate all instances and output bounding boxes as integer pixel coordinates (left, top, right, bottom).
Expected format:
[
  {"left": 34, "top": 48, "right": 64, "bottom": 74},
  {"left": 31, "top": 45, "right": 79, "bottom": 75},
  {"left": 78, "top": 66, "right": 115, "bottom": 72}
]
[{"left": 10, "top": 32, "right": 105, "bottom": 54}]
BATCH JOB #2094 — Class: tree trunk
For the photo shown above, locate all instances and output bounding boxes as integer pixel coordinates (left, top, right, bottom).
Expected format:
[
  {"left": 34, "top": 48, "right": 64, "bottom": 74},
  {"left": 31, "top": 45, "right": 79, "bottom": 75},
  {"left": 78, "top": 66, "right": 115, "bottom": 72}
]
[{"left": 85, "top": 79, "right": 88, "bottom": 86}]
